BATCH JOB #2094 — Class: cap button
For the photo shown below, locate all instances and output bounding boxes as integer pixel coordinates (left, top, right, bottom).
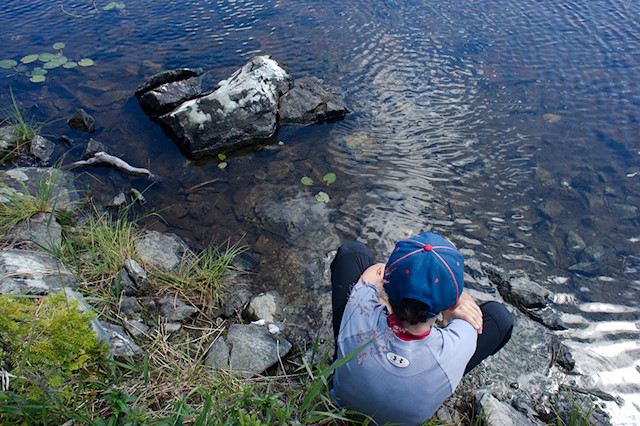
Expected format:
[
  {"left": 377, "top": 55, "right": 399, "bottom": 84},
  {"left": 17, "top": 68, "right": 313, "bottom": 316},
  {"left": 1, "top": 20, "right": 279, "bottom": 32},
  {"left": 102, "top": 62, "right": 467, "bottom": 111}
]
[{"left": 424, "top": 244, "right": 432, "bottom": 251}]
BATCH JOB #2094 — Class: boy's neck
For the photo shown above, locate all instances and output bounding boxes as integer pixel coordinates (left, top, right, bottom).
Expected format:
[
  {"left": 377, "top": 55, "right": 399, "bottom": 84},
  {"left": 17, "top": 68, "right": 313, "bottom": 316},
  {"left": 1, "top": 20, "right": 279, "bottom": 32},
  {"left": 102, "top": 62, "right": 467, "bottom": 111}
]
[{"left": 402, "top": 316, "right": 437, "bottom": 334}]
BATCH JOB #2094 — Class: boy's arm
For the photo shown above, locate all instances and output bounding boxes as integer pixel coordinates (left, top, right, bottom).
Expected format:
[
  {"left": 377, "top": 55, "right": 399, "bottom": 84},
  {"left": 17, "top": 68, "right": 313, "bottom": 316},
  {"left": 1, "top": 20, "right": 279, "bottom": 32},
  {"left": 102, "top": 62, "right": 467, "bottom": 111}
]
[
  {"left": 442, "top": 292, "right": 483, "bottom": 334},
  {"left": 358, "top": 263, "right": 391, "bottom": 311}
]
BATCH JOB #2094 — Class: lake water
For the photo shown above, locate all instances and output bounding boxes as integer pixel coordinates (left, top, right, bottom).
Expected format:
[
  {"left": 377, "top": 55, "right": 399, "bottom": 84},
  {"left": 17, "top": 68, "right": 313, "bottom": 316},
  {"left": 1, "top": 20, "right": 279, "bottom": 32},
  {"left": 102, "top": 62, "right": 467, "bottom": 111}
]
[{"left": 1, "top": 0, "right": 639, "bottom": 422}]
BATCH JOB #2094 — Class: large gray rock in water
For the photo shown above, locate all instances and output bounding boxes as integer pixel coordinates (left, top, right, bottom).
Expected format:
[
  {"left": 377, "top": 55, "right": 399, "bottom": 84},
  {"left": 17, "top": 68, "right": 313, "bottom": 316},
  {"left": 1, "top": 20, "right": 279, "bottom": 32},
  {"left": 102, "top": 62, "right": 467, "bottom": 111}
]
[
  {"left": 0, "top": 249, "right": 76, "bottom": 295},
  {"left": 135, "top": 68, "right": 203, "bottom": 116},
  {"left": 227, "top": 323, "right": 292, "bottom": 378},
  {"left": 0, "top": 125, "right": 19, "bottom": 158},
  {"left": 278, "top": 76, "right": 348, "bottom": 125},
  {"left": 158, "top": 56, "right": 292, "bottom": 158}
]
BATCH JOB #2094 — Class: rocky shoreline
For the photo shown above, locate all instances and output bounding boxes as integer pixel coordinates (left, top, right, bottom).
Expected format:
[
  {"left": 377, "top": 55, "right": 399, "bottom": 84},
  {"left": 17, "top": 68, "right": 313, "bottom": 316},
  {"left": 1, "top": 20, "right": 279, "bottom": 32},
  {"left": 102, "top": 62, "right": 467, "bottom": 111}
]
[{"left": 0, "top": 56, "right": 616, "bottom": 424}]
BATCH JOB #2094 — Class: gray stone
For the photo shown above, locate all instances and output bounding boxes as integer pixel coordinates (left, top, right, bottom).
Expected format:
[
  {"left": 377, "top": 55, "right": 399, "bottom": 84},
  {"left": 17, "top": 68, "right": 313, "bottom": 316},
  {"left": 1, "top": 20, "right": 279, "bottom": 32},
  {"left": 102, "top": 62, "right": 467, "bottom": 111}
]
[
  {"left": 549, "top": 335, "right": 575, "bottom": 371},
  {"left": 476, "top": 392, "right": 544, "bottom": 426},
  {"left": 245, "top": 290, "right": 285, "bottom": 323},
  {"left": 119, "top": 295, "right": 143, "bottom": 316},
  {"left": 123, "top": 258, "right": 149, "bottom": 289},
  {"left": 158, "top": 56, "right": 292, "bottom": 159},
  {"left": 134, "top": 230, "right": 193, "bottom": 272},
  {"left": 164, "top": 322, "right": 182, "bottom": 333},
  {"left": 0, "top": 167, "right": 80, "bottom": 210},
  {"left": 0, "top": 249, "right": 76, "bottom": 295},
  {"left": 99, "top": 321, "right": 144, "bottom": 358},
  {"left": 220, "top": 274, "right": 252, "bottom": 318},
  {"left": 490, "top": 273, "right": 551, "bottom": 309},
  {"left": 82, "top": 138, "right": 108, "bottom": 160},
  {"left": 138, "top": 76, "right": 203, "bottom": 116},
  {"left": 2, "top": 212, "right": 63, "bottom": 251},
  {"left": 536, "top": 200, "right": 564, "bottom": 219},
  {"left": 524, "top": 306, "right": 567, "bottom": 330},
  {"left": 205, "top": 338, "right": 230, "bottom": 370},
  {"left": 106, "top": 192, "right": 127, "bottom": 209},
  {"left": 0, "top": 125, "right": 19, "bottom": 157},
  {"left": 158, "top": 295, "right": 198, "bottom": 322},
  {"left": 278, "top": 76, "right": 348, "bottom": 125},
  {"left": 227, "top": 323, "right": 292, "bottom": 378},
  {"left": 129, "top": 188, "right": 146, "bottom": 205},
  {"left": 124, "top": 319, "right": 149, "bottom": 339},
  {"left": 67, "top": 108, "right": 95, "bottom": 133},
  {"left": 30, "top": 135, "right": 55, "bottom": 163}
]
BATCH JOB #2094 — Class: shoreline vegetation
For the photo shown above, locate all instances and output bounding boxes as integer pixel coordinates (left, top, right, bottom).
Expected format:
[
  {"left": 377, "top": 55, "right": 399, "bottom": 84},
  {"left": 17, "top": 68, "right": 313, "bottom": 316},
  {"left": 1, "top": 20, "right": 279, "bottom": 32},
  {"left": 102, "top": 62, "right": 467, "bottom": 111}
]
[{"left": 0, "top": 94, "right": 603, "bottom": 425}]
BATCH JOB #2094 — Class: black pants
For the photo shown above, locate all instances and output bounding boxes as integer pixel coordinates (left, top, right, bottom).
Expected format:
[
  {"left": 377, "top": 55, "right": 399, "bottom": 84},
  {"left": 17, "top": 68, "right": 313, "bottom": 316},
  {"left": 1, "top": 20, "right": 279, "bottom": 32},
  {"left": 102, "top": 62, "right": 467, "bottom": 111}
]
[{"left": 331, "top": 241, "right": 513, "bottom": 374}]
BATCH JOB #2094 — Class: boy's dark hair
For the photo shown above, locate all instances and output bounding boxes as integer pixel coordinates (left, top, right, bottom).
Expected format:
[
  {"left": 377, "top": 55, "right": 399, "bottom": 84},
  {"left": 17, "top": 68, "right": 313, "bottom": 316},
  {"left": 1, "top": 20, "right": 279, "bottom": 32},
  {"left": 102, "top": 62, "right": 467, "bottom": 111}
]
[{"left": 388, "top": 297, "right": 434, "bottom": 325}]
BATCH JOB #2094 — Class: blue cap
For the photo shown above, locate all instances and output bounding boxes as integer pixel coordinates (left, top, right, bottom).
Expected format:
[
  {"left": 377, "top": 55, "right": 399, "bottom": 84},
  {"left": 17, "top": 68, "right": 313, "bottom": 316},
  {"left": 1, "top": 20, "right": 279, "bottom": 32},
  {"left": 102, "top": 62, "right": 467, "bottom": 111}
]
[{"left": 384, "top": 232, "right": 464, "bottom": 316}]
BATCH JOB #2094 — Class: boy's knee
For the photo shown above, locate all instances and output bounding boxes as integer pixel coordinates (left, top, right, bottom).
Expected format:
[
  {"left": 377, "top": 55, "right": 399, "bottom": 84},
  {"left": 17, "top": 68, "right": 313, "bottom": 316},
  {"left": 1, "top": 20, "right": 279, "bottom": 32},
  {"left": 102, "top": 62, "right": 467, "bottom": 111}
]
[
  {"left": 337, "top": 241, "right": 370, "bottom": 257},
  {"left": 481, "top": 301, "right": 513, "bottom": 336}
]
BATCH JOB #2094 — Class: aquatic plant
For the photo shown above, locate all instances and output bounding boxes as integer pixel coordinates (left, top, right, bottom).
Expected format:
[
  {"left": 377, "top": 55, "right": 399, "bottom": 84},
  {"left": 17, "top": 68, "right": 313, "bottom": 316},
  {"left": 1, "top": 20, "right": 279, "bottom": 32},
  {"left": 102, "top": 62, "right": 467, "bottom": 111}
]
[
  {"left": 217, "top": 153, "right": 228, "bottom": 169},
  {"left": 301, "top": 176, "right": 314, "bottom": 186},
  {"left": 322, "top": 172, "right": 336, "bottom": 185},
  {"left": 315, "top": 191, "right": 330, "bottom": 203}
]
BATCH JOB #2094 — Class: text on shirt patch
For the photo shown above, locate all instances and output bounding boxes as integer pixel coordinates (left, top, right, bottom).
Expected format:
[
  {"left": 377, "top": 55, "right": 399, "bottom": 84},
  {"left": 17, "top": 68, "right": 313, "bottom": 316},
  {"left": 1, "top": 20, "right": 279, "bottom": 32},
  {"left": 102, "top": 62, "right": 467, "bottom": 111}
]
[{"left": 386, "top": 352, "right": 410, "bottom": 368}]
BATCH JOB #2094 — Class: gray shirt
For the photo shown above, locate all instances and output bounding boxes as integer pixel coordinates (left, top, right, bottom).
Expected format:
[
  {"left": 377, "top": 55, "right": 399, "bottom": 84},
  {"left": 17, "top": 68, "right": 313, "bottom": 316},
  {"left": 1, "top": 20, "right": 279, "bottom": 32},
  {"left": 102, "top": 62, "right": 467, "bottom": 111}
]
[{"left": 333, "top": 281, "right": 477, "bottom": 425}]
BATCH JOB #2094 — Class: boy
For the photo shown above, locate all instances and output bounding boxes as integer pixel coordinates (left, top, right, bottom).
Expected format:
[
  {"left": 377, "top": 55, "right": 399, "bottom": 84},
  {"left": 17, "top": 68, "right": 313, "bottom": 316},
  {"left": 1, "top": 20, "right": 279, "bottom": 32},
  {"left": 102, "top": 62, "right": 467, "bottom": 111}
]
[{"left": 331, "top": 232, "right": 512, "bottom": 424}]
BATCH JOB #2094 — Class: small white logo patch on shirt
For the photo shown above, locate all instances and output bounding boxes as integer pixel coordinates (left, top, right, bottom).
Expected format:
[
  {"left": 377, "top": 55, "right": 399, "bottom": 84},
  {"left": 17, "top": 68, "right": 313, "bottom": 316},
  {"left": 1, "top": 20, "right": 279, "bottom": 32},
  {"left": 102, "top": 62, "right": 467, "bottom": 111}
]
[{"left": 386, "top": 352, "right": 410, "bottom": 368}]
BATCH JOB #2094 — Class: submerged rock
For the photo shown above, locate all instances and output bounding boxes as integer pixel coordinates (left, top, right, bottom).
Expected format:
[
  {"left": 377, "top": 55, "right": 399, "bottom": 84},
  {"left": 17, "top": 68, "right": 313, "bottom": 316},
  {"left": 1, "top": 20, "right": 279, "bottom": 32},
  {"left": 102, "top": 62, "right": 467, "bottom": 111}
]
[
  {"left": 0, "top": 125, "right": 19, "bottom": 158},
  {"left": 278, "top": 76, "right": 348, "bottom": 125},
  {"left": 30, "top": 135, "right": 55, "bottom": 163},
  {"left": 67, "top": 108, "right": 96, "bottom": 133}
]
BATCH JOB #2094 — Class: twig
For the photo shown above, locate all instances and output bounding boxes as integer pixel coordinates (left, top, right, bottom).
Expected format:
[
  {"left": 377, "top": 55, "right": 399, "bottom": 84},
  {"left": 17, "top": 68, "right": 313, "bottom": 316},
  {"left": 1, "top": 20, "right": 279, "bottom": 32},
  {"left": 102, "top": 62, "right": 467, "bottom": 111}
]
[
  {"left": 61, "top": 151, "right": 160, "bottom": 181},
  {"left": 177, "top": 178, "right": 222, "bottom": 194}
]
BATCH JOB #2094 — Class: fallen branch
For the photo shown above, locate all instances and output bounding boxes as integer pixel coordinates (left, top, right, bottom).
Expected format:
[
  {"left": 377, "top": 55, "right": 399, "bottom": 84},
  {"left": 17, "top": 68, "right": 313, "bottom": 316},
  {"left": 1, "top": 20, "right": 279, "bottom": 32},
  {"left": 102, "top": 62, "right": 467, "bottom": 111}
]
[{"left": 62, "top": 151, "right": 160, "bottom": 181}]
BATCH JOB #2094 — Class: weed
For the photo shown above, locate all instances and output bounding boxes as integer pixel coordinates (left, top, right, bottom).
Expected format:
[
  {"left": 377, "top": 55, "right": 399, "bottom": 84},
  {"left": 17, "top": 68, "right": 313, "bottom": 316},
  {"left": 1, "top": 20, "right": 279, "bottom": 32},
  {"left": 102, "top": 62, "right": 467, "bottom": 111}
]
[{"left": 0, "top": 88, "right": 39, "bottom": 161}]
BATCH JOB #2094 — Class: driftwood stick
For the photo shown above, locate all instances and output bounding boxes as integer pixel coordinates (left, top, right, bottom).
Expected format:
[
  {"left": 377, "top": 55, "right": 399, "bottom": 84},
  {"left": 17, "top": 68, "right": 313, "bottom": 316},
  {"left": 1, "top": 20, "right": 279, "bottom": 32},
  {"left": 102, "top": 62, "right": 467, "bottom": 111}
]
[{"left": 62, "top": 152, "right": 160, "bottom": 181}]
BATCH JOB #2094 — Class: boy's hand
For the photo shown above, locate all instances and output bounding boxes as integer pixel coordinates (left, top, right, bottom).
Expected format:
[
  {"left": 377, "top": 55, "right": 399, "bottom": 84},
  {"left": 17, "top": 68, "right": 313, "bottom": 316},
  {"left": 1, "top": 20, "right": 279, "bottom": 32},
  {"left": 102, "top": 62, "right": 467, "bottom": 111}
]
[
  {"left": 442, "top": 292, "right": 483, "bottom": 334},
  {"left": 358, "top": 263, "right": 390, "bottom": 311}
]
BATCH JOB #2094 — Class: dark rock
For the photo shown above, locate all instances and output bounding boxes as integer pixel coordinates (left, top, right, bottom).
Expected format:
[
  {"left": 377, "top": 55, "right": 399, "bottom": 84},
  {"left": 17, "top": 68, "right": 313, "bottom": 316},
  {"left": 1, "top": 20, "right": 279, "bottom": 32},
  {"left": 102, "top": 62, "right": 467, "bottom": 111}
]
[
  {"left": 278, "top": 76, "right": 348, "bottom": 125},
  {"left": 525, "top": 306, "right": 567, "bottom": 330},
  {"left": 157, "top": 56, "right": 292, "bottom": 158},
  {"left": 67, "top": 109, "right": 96, "bottom": 133},
  {"left": 83, "top": 138, "right": 108, "bottom": 160},
  {"left": 158, "top": 296, "right": 198, "bottom": 322},
  {"left": 226, "top": 323, "right": 292, "bottom": 378},
  {"left": 30, "top": 135, "right": 55, "bottom": 163},
  {"left": 536, "top": 200, "right": 564, "bottom": 219},
  {"left": 244, "top": 290, "right": 285, "bottom": 323},
  {"left": 123, "top": 258, "right": 149, "bottom": 289},
  {"left": 487, "top": 270, "right": 550, "bottom": 309},
  {"left": 58, "top": 135, "right": 73, "bottom": 146},
  {"left": 220, "top": 275, "right": 252, "bottom": 318},
  {"left": 114, "top": 268, "right": 138, "bottom": 297},
  {"left": 565, "top": 230, "right": 586, "bottom": 252},
  {"left": 119, "top": 295, "right": 143, "bottom": 316},
  {"left": 0, "top": 249, "right": 76, "bottom": 295},
  {"left": 549, "top": 335, "right": 575, "bottom": 371},
  {"left": 135, "top": 68, "right": 202, "bottom": 97},
  {"left": 138, "top": 76, "right": 203, "bottom": 116},
  {"left": 106, "top": 192, "right": 127, "bottom": 209}
]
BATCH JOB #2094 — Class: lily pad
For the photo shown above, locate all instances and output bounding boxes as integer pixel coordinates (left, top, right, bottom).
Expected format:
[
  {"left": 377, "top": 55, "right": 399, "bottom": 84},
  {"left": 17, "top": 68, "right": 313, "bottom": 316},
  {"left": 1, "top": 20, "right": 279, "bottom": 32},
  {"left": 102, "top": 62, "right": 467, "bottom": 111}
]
[
  {"left": 52, "top": 42, "right": 66, "bottom": 50},
  {"left": 30, "top": 75, "right": 46, "bottom": 83},
  {"left": 218, "top": 162, "right": 228, "bottom": 169},
  {"left": 39, "top": 53, "right": 54, "bottom": 62},
  {"left": 315, "top": 191, "right": 330, "bottom": 203},
  {"left": 43, "top": 60, "right": 65, "bottom": 69},
  {"left": 78, "top": 58, "right": 95, "bottom": 67},
  {"left": 301, "top": 177, "right": 314, "bottom": 186},
  {"left": 323, "top": 172, "right": 337, "bottom": 185},
  {"left": 104, "top": 2, "right": 125, "bottom": 10},
  {"left": 21, "top": 54, "right": 40, "bottom": 64},
  {"left": 32, "top": 68, "right": 48, "bottom": 76},
  {"left": 63, "top": 61, "right": 78, "bottom": 69},
  {"left": 0, "top": 59, "right": 17, "bottom": 69},
  {"left": 218, "top": 153, "right": 227, "bottom": 161}
]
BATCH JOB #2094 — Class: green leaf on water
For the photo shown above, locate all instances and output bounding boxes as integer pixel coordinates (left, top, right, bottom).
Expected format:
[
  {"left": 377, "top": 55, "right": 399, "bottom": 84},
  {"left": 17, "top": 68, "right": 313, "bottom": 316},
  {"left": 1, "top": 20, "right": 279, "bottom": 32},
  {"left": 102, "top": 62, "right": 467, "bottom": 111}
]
[
  {"left": 218, "top": 162, "right": 228, "bottom": 169},
  {"left": 52, "top": 42, "right": 66, "bottom": 50},
  {"left": 116, "top": 2, "right": 126, "bottom": 9},
  {"left": 218, "top": 153, "right": 227, "bottom": 161},
  {"left": 315, "top": 191, "right": 330, "bottom": 203},
  {"left": 21, "top": 54, "right": 40, "bottom": 64},
  {"left": 30, "top": 75, "right": 46, "bottom": 83},
  {"left": 0, "top": 59, "right": 17, "bottom": 69},
  {"left": 63, "top": 61, "right": 78, "bottom": 69},
  {"left": 78, "top": 58, "right": 94, "bottom": 67},
  {"left": 104, "top": 2, "right": 125, "bottom": 10},
  {"left": 301, "top": 177, "right": 314, "bottom": 186},
  {"left": 43, "top": 60, "right": 64, "bottom": 69},
  {"left": 39, "top": 53, "right": 54, "bottom": 62},
  {"left": 32, "top": 68, "right": 47, "bottom": 76},
  {"left": 323, "top": 172, "right": 337, "bottom": 185}
]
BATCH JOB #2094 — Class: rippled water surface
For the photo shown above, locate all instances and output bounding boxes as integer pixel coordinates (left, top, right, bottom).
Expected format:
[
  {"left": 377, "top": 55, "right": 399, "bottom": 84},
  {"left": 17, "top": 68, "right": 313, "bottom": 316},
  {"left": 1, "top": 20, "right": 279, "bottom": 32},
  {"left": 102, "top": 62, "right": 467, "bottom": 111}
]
[{"left": 1, "top": 0, "right": 639, "bottom": 421}]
